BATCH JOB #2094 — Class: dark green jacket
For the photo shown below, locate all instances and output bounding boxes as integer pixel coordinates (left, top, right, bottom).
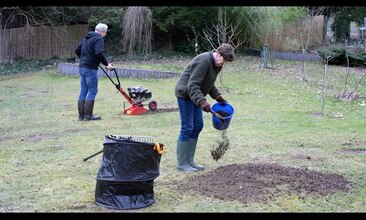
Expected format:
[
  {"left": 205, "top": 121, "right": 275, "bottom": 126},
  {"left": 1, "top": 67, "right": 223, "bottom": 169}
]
[{"left": 175, "top": 52, "right": 222, "bottom": 106}]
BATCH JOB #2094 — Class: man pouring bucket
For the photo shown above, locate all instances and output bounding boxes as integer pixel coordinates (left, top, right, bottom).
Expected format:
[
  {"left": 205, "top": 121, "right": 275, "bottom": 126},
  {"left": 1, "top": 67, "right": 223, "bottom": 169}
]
[{"left": 174, "top": 43, "right": 235, "bottom": 172}]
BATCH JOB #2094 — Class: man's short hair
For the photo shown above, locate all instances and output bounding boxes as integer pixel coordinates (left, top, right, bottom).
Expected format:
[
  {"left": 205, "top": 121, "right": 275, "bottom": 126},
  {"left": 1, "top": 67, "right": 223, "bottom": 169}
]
[
  {"left": 217, "top": 43, "right": 235, "bottom": 62},
  {"left": 95, "top": 23, "right": 108, "bottom": 33}
]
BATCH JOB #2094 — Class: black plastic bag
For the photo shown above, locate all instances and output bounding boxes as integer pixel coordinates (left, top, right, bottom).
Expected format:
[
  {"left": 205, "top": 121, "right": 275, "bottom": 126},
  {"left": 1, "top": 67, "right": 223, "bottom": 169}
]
[{"left": 95, "top": 135, "right": 164, "bottom": 210}]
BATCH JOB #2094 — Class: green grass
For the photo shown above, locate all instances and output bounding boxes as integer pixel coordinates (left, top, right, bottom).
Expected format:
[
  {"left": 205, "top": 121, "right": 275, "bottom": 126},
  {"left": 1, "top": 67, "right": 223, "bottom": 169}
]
[{"left": 1, "top": 56, "right": 366, "bottom": 212}]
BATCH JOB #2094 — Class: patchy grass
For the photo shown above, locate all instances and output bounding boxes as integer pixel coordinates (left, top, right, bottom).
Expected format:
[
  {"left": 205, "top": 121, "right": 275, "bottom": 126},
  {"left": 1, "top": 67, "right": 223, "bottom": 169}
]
[{"left": 1, "top": 55, "right": 365, "bottom": 212}]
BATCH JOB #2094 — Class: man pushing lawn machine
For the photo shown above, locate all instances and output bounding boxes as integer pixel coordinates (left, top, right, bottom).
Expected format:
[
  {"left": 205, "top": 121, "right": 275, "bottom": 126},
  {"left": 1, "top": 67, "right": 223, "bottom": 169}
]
[
  {"left": 99, "top": 66, "right": 157, "bottom": 115},
  {"left": 75, "top": 23, "right": 113, "bottom": 121},
  {"left": 75, "top": 22, "right": 156, "bottom": 120}
]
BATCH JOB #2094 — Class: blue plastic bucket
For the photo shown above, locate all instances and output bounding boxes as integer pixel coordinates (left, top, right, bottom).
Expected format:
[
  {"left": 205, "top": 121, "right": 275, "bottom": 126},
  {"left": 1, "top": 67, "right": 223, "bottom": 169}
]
[{"left": 211, "top": 102, "right": 234, "bottom": 130}]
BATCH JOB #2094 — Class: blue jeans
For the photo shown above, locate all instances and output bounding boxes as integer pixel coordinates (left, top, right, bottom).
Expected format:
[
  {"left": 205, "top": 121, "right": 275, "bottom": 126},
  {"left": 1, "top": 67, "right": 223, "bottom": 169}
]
[
  {"left": 177, "top": 97, "right": 204, "bottom": 141},
  {"left": 78, "top": 67, "right": 98, "bottom": 101}
]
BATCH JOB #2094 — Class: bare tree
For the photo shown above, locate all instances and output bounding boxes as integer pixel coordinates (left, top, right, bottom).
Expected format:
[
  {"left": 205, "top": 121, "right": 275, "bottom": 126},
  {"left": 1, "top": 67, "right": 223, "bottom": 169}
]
[
  {"left": 201, "top": 7, "right": 244, "bottom": 91},
  {"left": 240, "top": 7, "right": 284, "bottom": 69},
  {"left": 0, "top": 7, "right": 68, "bottom": 64},
  {"left": 202, "top": 7, "right": 244, "bottom": 51},
  {"left": 120, "top": 7, "right": 152, "bottom": 56},
  {"left": 187, "top": 24, "right": 199, "bottom": 55},
  {"left": 320, "top": 56, "right": 329, "bottom": 116},
  {"left": 0, "top": 7, "right": 43, "bottom": 63},
  {"left": 337, "top": 46, "right": 366, "bottom": 101},
  {"left": 285, "top": 7, "right": 325, "bottom": 82}
]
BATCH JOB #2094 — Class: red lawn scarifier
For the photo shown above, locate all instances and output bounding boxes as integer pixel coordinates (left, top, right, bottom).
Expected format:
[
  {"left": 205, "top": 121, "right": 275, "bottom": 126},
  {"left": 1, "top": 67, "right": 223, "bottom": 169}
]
[{"left": 100, "top": 66, "right": 157, "bottom": 115}]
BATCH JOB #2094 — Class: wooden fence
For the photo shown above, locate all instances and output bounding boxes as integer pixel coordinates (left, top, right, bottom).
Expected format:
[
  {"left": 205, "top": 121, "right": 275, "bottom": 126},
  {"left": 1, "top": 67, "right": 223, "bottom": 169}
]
[
  {"left": 0, "top": 15, "right": 325, "bottom": 64},
  {"left": 0, "top": 24, "right": 88, "bottom": 63},
  {"left": 250, "top": 15, "right": 324, "bottom": 52}
]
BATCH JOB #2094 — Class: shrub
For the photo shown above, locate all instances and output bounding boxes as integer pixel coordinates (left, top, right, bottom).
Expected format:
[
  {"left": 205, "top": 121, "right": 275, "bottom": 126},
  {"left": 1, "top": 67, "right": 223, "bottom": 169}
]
[{"left": 317, "top": 45, "right": 366, "bottom": 67}]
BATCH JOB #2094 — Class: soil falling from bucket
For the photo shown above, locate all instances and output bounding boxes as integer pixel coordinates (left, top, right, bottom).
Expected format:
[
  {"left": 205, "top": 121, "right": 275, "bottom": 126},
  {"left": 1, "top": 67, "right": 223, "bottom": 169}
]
[
  {"left": 216, "top": 110, "right": 230, "bottom": 117},
  {"left": 210, "top": 129, "right": 230, "bottom": 161},
  {"left": 215, "top": 110, "right": 229, "bottom": 125}
]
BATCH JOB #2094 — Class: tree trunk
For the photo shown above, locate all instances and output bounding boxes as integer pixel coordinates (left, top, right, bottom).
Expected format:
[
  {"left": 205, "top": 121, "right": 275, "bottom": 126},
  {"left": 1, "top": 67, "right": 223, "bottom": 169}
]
[
  {"left": 323, "top": 15, "right": 329, "bottom": 45},
  {"left": 0, "top": 8, "right": 3, "bottom": 64}
]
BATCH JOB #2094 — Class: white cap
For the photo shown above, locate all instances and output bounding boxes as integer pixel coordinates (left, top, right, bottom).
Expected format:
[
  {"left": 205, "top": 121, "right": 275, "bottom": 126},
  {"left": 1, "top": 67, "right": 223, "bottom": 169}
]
[{"left": 95, "top": 23, "right": 108, "bottom": 32}]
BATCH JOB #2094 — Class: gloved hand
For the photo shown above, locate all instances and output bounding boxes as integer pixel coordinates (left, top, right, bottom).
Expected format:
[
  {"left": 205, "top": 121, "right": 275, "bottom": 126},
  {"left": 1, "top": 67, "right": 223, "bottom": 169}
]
[
  {"left": 216, "top": 95, "right": 227, "bottom": 103},
  {"left": 199, "top": 100, "right": 211, "bottom": 113}
]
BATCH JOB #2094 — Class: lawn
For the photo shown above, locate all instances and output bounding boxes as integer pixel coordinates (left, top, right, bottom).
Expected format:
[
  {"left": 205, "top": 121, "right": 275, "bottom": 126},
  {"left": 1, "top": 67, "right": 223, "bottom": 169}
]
[{"left": 1, "top": 55, "right": 365, "bottom": 212}]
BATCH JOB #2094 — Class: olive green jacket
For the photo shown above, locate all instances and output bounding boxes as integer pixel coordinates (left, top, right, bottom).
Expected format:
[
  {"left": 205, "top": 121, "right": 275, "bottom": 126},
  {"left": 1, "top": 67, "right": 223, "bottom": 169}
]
[{"left": 175, "top": 52, "right": 222, "bottom": 106}]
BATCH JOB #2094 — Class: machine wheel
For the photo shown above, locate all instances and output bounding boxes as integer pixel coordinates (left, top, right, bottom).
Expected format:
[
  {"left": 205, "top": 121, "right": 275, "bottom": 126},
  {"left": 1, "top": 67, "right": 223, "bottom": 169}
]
[{"left": 148, "top": 100, "right": 157, "bottom": 111}]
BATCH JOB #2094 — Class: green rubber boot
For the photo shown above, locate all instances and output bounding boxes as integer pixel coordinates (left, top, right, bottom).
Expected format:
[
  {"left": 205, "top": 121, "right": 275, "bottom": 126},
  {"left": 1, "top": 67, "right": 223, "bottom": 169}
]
[
  {"left": 188, "top": 138, "right": 205, "bottom": 170},
  {"left": 176, "top": 140, "right": 198, "bottom": 172}
]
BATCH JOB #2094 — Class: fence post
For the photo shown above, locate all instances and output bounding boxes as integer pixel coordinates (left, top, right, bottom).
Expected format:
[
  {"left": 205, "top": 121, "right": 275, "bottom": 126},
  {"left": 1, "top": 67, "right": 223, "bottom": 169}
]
[{"left": 260, "top": 44, "right": 269, "bottom": 68}]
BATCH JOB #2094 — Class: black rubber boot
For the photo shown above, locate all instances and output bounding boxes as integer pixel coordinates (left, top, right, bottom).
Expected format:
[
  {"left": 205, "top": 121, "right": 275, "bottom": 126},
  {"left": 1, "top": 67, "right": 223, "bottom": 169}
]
[
  {"left": 176, "top": 140, "right": 198, "bottom": 172},
  {"left": 84, "top": 100, "right": 101, "bottom": 121},
  {"left": 78, "top": 100, "right": 85, "bottom": 121}
]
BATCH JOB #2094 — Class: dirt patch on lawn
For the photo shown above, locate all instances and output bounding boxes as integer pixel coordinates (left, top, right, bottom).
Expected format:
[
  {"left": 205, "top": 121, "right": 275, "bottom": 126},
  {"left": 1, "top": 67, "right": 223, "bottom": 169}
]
[
  {"left": 21, "top": 133, "right": 58, "bottom": 142},
  {"left": 341, "top": 148, "right": 366, "bottom": 154},
  {"left": 177, "top": 163, "right": 351, "bottom": 204},
  {"left": 145, "top": 107, "right": 179, "bottom": 114}
]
